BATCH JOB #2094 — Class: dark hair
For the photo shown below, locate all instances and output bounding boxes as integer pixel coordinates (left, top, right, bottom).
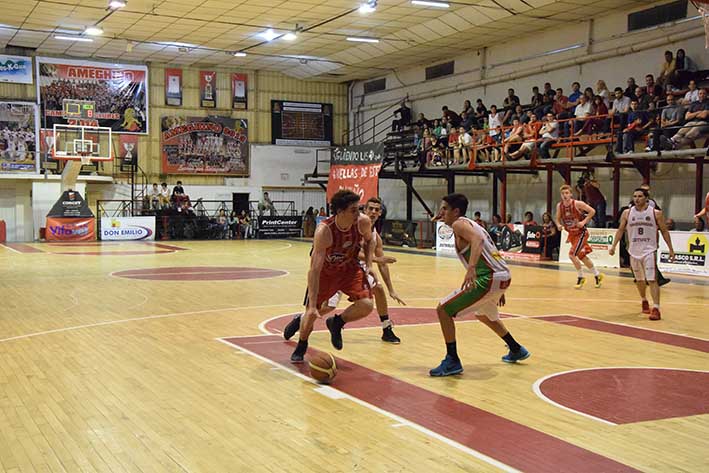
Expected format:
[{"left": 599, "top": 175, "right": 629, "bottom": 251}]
[
  {"left": 645, "top": 74, "right": 654, "bottom": 80},
  {"left": 161, "top": 182, "right": 167, "bottom": 186},
  {"left": 442, "top": 193, "right": 468, "bottom": 216},
  {"left": 524, "top": 211, "right": 533, "bottom": 219},
  {"left": 366, "top": 196, "right": 382, "bottom": 206},
  {"left": 176, "top": 180, "right": 182, "bottom": 185},
  {"left": 442, "top": 106, "right": 449, "bottom": 111},
  {"left": 614, "top": 87, "right": 623, "bottom": 93},
  {"left": 330, "top": 190, "right": 360, "bottom": 214},
  {"left": 152, "top": 182, "right": 158, "bottom": 186},
  {"left": 474, "top": 211, "right": 481, "bottom": 217},
  {"left": 305, "top": 206, "right": 314, "bottom": 215},
  {"left": 634, "top": 187, "right": 649, "bottom": 198},
  {"left": 572, "top": 82, "right": 580, "bottom": 87}
]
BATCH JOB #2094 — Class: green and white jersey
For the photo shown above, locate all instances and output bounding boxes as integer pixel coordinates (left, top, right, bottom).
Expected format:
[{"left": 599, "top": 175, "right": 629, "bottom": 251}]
[{"left": 456, "top": 217, "right": 509, "bottom": 276}]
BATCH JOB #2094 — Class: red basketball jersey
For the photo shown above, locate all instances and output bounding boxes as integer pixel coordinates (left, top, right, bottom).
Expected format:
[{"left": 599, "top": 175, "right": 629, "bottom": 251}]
[
  {"left": 705, "top": 192, "right": 709, "bottom": 211},
  {"left": 560, "top": 199, "right": 585, "bottom": 235},
  {"left": 322, "top": 215, "right": 362, "bottom": 272}
]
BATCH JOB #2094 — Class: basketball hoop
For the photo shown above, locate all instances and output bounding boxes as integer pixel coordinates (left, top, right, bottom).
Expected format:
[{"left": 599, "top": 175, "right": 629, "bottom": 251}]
[
  {"left": 691, "top": 0, "right": 709, "bottom": 48},
  {"left": 78, "top": 152, "right": 92, "bottom": 166}
]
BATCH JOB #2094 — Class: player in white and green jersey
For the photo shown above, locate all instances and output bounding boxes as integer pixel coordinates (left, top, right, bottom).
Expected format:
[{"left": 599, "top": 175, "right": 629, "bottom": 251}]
[{"left": 430, "top": 193, "right": 530, "bottom": 377}]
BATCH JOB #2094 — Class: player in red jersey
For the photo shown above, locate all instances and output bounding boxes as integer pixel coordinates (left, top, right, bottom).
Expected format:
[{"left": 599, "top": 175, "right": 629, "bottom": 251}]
[
  {"left": 694, "top": 191, "right": 709, "bottom": 228},
  {"left": 555, "top": 184, "right": 604, "bottom": 289},
  {"left": 290, "top": 190, "right": 375, "bottom": 363}
]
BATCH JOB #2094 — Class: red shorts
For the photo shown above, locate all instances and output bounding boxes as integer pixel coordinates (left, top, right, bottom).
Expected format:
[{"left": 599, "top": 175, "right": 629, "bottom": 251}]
[
  {"left": 567, "top": 228, "right": 592, "bottom": 259},
  {"left": 310, "top": 266, "right": 372, "bottom": 308}
]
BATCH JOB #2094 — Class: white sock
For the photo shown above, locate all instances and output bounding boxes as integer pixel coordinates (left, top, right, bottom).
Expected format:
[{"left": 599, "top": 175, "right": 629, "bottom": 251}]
[
  {"left": 577, "top": 270, "right": 584, "bottom": 278},
  {"left": 592, "top": 267, "right": 600, "bottom": 277},
  {"left": 653, "top": 304, "right": 660, "bottom": 309}
]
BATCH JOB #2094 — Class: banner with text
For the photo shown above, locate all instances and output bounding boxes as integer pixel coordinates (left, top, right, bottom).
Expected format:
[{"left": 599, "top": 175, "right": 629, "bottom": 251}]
[
  {"left": 658, "top": 231, "right": 709, "bottom": 277},
  {"left": 231, "top": 73, "right": 247, "bottom": 109},
  {"left": 161, "top": 115, "right": 249, "bottom": 176},
  {"left": 37, "top": 57, "right": 148, "bottom": 133},
  {"left": 257, "top": 216, "right": 303, "bottom": 238},
  {"left": 559, "top": 228, "right": 619, "bottom": 268},
  {"left": 100, "top": 217, "right": 155, "bottom": 241},
  {"left": 0, "top": 101, "right": 39, "bottom": 173},
  {"left": 327, "top": 143, "right": 384, "bottom": 204},
  {"left": 436, "top": 221, "right": 456, "bottom": 255},
  {"left": 0, "top": 55, "right": 33, "bottom": 84},
  {"left": 45, "top": 217, "right": 95, "bottom": 241}
]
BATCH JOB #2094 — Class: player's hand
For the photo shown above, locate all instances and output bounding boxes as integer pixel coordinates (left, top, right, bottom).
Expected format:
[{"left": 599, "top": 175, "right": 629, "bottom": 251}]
[
  {"left": 608, "top": 247, "right": 615, "bottom": 256},
  {"left": 462, "top": 269, "right": 476, "bottom": 291},
  {"left": 557, "top": 224, "right": 562, "bottom": 232},
  {"left": 390, "top": 291, "right": 406, "bottom": 306},
  {"left": 376, "top": 255, "right": 397, "bottom": 264},
  {"left": 497, "top": 294, "right": 506, "bottom": 307},
  {"left": 576, "top": 221, "right": 586, "bottom": 229},
  {"left": 305, "top": 306, "right": 321, "bottom": 319},
  {"left": 669, "top": 250, "right": 675, "bottom": 262}
]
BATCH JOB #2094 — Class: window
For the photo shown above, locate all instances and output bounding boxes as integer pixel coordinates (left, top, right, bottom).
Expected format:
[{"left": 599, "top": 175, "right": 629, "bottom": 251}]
[
  {"left": 628, "top": 0, "right": 687, "bottom": 31},
  {"left": 364, "top": 78, "right": 386, "bottom": 94},
  {"left": 425, "top": 61, "right": 454, "bottom": 81}
]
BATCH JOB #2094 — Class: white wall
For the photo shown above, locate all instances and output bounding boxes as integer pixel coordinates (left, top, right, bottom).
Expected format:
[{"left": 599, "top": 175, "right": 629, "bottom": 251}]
[{"left": 0, "top": 182, "right": 33, "bottom": 242}]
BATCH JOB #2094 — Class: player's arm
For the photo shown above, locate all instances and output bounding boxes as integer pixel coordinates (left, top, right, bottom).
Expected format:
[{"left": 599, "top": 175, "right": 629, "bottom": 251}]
[
  {"left": 375, "top": 234, "right": 405, "bottom": 305},
  {"left": 554, "top": 202, "right": 563, "bottom": 231},
  {"left": 306, "top": 224, "right": 332, "bottom": 315},
  {"left": 695, "top": 207, "right": 707, "bottom": 219},
  {"left": 609, "top": 209, "right": 629, "bottom": 256},
  {"left": 574, "top": 200, "right": 596, "bottom": 227},
  {"left": 453, "top": 220, "right": 483, "bottom": 290},
  {"left": 358, "top": 214, "right": 374, "bottom": 271},
  {"left": 655, "top": 209, "right": 675, "bottom": 262}
]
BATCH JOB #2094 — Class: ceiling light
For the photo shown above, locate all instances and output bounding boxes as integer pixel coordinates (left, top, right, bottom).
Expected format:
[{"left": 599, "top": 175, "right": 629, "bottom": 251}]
[
  {"left": 359, "top": 0, "right": 377, "bottom": 13},
  {"left": 283, "top": 32, "right": 297, "bottom": 41},
  {"left": 233, "top": 51, "right": 247, "bottom": 57},
  {"left": 108, "top": 0, "right": 127, "bottom": 9},
  {"left": 84, "top": 26, "right": 103, "bottom": 36},
  {"left": 54, "top": 35, "right": 94, "bottom": 42},
  {"left": 346, "top": 37, "right": 379, "bottom": 43},
  {"left": 411, "top": 0, "right": 450, "bottom": 8},
  {"left": 258, "top": 28, "right": 278, "bottom": 41}
]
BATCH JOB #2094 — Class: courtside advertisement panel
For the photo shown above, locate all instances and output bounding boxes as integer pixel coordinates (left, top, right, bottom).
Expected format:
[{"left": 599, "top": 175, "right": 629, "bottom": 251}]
[
  {"left": 258, "top": 216, "right": 303, "bottom": 238},
  {"left": 100, "top": 217, "right": 155, "bottom": 241},
  {"left": 0, "top": 101, "right": 39, "bottom": 173},
  {"left": 45, "top": 217, "right": 95, "bottom": 241},
  {"left": 0, "top": 54, "right": 33, "bottom": 84},
  {"left": 658, "top": 231, "right": 709, "bottom": 276},
  {"left": 559, "top": 228, "right": 618, "bottom": 268},
  {"left": 37, "top": 57, "right": 148, "bottom": 133},
  {"left": 436, "top": 222, "right": 456, "bottom": 255},
  {"left": 161, "top": 116, "right": 249, "bottom": 176},
  {"left": 327, "top": 143, "right": 384, "bottom": 204}
]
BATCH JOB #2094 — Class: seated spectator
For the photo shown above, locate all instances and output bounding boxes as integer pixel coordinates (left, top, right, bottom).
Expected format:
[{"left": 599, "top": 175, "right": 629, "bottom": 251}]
[
  {"left": 610, "top": 87, "right": 631, "bottom": 128},
  {"left": 596, "top": 80, "right": 611, "bottom": 107},
  {"left": 458, "top": 127, "right": 473, "bottom": 164},
  {"left": 682, "top": 80, "right": 700, "bottom": 105},
  {"left": 509, "top": 114, "right": 541, "bottom": 160},
  {"left": 573, "top": 94, "right": 593, "bottom": 134},
  {"left": 172, "top": 180, "right": 185, "bottom": 197},
  {"left": 502, "top": 88, "right": 520, "bottom": 123},
  {"left": 418, "top": 128, "right": 433, "bottom": 166},
  {"left": 567, "top": 82, "right": 582, "bottom": 110},
  {"left": 229, "top": 210, "right": 239, "bottom": 239},
  {"left": 474, "top": 99, "right": 488, "bottom": 127},
  {"left": 473, "top": 211, "right": 487, "bottom": 229},
  {"left": 149, "top": 183, "right": 160, "bottom": 210},
  {"left": 258, "top": 191, "right": 275, "bottom": 216},
  {"left": 216, "top": 209, "right": 228, "bottom": 239},
  {"left": 617, "top": 100, "right": 650, "bottom": 154},
  {"left": 665, "top": 218, "right": 676, "bottom": 231},
  {"left": 503, "top": 118, "right": 524, "bottom": 158},
  {"left": 625, "top": 77, "right": 638, "bottom": 100},
  {"left": 488, "top": 105, "right": 503, "bottom": 143},
  {"left": 447, "top": 126, "right": 460, "bottom": 163},
  {"left": 488, "top": 214, "right": 504, "bottom": 243},
  {"left": 523, "top": 211, "right": 537, "bottom": 226},
  {"left": 391, "top": 99, "right": 412, "bottom": 132},
  {"left": 541, "top": 211, "right": 559, "bottom": 259},
  {"left": 432, "top": 119, "right": 445, "bottom": 138},
  {"left": 238, "top": 210, "right": 253, "bottom": 238},
  {"left": 415, "top": 113, "right": 429, "bottom": 128},
  {"left": 511, "top": 104, "right": 526, "bottom": 124},
  {"left": 441, "top": 106, "right": 460, "bottom": 128},
  {"left": 159, "top": 182, "right": 170, "bottom": 208},
  {"left": 428, "top": 135, "right": 446, "bottom": 166},
  {"left": 657, "top": 50, "right": 676, "bottom": 88},
  {"left": 538, "top": 112, "right": 559, "bottom": 159},
  {"left": 460, "top": 111, "right": 475, "bottom": 131},
  {"left": 645, "top": 74, "right": 664, "bottom": 100},
  {"left": 647, "top": 94, "right": 683, "bottom": 151},
  {"left": 461, "top": 99, "right": 473, "bottom": 118},
  {"left": 668, "top": 88, "right": 709, "bottom": 149},
  {"left": 543, "top": 82, "right": 555, "bottom": 101},
  {"left": 673, "top": 48, "right": 697, "bottom": 88},
  {"left": 531, "top": 86, "right": 545, "bottom": 113},
  {"left": 636, "top": 86, "right": 652, "bottom": 111},
  {"left": 553, "top": 88, "right": 569, "bottom": 117},
  {"left": 583, "top": 87, "right": 595, "bottom": 103},
  {"left": 692, "top": 216, "right": 706, "bottom": 233},
  {"left": 695, "top": 193, "right": 709, "bottom": 228},
  {"left": 576, "top": 95, "right": 608, "bottom": 136}
]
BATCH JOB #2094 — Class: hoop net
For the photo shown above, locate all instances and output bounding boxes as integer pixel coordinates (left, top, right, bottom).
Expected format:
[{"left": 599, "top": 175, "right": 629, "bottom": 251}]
[
  {"left": 79, "top": 152, "right": 92, "bottom": 166},
  {"left": 693, "top": 1, "right": 709, "bottom": 48}
]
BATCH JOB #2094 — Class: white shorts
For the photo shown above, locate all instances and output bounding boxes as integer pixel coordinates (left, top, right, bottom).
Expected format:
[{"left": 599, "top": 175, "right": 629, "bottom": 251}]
[
  {"left": 630, "top": 252, "right": 656, "bottom": 282},
  {"left": 439, "top": 271, "right": 511, "bottom": 321},
  {"left": 327, "top": 271, "right": 377, "bottom": 308}
]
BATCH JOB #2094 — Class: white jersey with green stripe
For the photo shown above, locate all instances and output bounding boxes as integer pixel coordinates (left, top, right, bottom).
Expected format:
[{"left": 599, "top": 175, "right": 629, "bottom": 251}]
[{"left": 456, "top": 217, "right": 509, "bottom": 276}]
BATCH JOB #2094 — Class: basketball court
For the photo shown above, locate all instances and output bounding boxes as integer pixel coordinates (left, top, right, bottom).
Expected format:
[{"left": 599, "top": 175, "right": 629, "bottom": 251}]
[{"left": 0, "top": 239, "right": 707, "bottom": 472}]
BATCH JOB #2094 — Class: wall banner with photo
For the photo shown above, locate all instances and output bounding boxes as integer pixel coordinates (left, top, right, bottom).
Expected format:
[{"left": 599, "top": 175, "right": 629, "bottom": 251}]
[
  {"left": 0, "top": 54, "right": 33, "bottom": 84},
  {"left": 0, "top": 101, "right": 39, "bottom": 173},
  {"left": 161, "top": 116, "right": 249, "bottom": 176},
  {"left": 231, "top": 73, "right": 248, "bottom": 110},
  {"left": 36, "top": 57, "right": 148, "bottom": 134},
  {"left": 165, "top": 68, "right": 183, "bottom": 106},
  {"left": 200, "top": 71, "right": 217, "bottom": 108}
]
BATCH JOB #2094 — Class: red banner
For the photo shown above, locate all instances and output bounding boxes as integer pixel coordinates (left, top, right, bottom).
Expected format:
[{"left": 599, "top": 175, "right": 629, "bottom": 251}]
[
  {"left": 165, "top": 68, "right": 182, "bottom": 106},
  {"left": 327, "top": 164, "right": 381, "bottom": 203},
  {"left": 118, "top": 134, "right": 138, "bottom": 164},
  {"left": 200, "top": 71, "right": 216, "bottom": 108},
  {"left": 231, "top": 73, "right": 247, "bottom": 109},
  {"left": 45, "top": 217, "right": 95, "bottom": 241}
]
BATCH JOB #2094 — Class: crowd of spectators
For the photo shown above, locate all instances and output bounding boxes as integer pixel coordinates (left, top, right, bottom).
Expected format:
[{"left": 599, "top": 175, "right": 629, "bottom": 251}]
[{"left": 390, "top": 48, "right": 707, "bottom": 167}]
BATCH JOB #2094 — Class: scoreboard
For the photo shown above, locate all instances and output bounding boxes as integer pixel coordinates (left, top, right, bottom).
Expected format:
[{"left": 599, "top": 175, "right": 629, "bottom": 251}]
[
  {"left": 62, "top": 99, "right": 95, "bottom": 120},
  {"left": 271, "top": 100, "right": 333, "bottom": 146}
]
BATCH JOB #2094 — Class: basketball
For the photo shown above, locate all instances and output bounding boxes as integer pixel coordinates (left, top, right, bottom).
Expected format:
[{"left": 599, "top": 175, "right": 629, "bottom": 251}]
[{"left": 308, "top": 352, "right": 337, "bottom": 383}]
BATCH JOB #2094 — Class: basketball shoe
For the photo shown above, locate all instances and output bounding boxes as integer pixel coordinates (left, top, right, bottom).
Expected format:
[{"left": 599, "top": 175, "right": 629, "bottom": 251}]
[
  {"left": 283, "top": 314, "right": 301, "bottom": 340},
  {"left": 502, "top": 345, "right": 531, "bottom": 363},
  {"left": 641, "top": 300, "right": 651, "bottom": 314},
  {"left": 594, "top": 273, "right": 604, "bottom": 288},
  {"left": 429, "top": 355, "right": 463, "bottom": 377},
  {"left": 381, "top": 326, "right": 401, "bottom": 344},
  {"left": 574, "top": 277, "right": 586, "bottom": 289},
  {"left": 649, "top": 307, "right": 661, "bottom": 321},
  {"left": 326, "top": 315, "right": 344, "bottom": 350}
]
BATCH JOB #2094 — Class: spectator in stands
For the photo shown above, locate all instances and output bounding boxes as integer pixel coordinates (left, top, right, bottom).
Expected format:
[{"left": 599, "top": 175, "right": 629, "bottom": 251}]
[
  {"left": 488, "top": 105, "right": 503, "bottom": 143},
  {"left": 668, "top": 88, "right": 709, "bottom": 149},
  {"left": 229, "top": 211, "right": 239, "bottom": 239},
  {"left": 474, "top": 99, "right": 488, "bottom": 128},
  {"left": 523, "top": 211, "right": 537, "bottom": 226},
  {"left": 502, "top": 88, "right": 520, "bottom": 123},
  {"left": 503, "top": 118, "right": 524, "bottom": 159},
  {"left": 509, "top": 114, "right": 541, "bottom": 160},
  {"left": 610, "top": 87, "right": 631, "bottom": 128},
  {"left": 673, "top": 48, "right": 697, "bottom": 88},
  {"left": 303, "top": 207, "right": 316, "bottom": 237},
  {"left": 461, "top": 100, "right": 473, "bottom": 118},
  {"left": 541, "top": 211, "right": 559, "bottom": 259},
  {"left": 238, "top": 210, "right": 252, "bottom": 238},
  {"left": 576, "top": 95, "right": 608, "bottom": 136},
  {"left": 458, "top": 126, "right": 473, "bottom": 164},
  {"left": 636, "top": 86, "right": 652, "bottom": 111},
  {"left": 391, "top": 99, "right": 412, "bottom": 132},
  {"left": 647, "top": 94, "right": 683, "bottom": 151},
  {"left": 645, "top": 74, "right": 664, "bottom": 100},
  {"left": 259, "top": 191, "right": 275, "bottom": 216},
  {"left": 625, "top": 77, "right": 638, "bottom": 100},
  {"left": 320, "top": 206, "right": 327, "bottom": 217},
  {"left": 159, "top": 182, "right": 170, "bottom": 208},
  {"left": 173, "top": 180, "right": 184, "bottom": 197},
  {"left": 511, "top": 104, "right": 526, "bottom": 124},
  {"left": 418, "top": 129, "right": 432, "bottom": 167},
  {"left": 617, "top": 100, "right": 649, "bottom": 154},
  {"left": 441, "top": 106, "right": 460, "bottom": 128},
  {"left": 150, "top": 183, "right": 160, "bottom": 210},
  {"left": 460, "top": 111, "right": 475, "bottom": 131},
  {"left": 567, "top": 82, "right": 582, "bottom": 109},
  {"left": 574, "top": 94, "right": 593, "bottom": 134},
  {"left": 682, "top": 80, "right": 700, "bottom": 104},
  {"left": 657, "top": 50, "right": 676, "bottom": 88},
  {"left": 692, "top": 216, "right": 705, "bottom": 232},
  {"left": 583, "top": 87, "right": 595, "bottom": 103},
  {"left": 538, "top": 112, "right": 559, "bottom": 159},
  {"left": 531, "top": 86, "right": 544, "bottom": 114},
  {"left": 553, "top": 88, "right": 569, "bottom": 116},
  {"left": 582, "top": 172, "right": 606, "bottom": 228},
  {"left": 446, "top": 126, "right": 459, "bottom": 163},
  {"left": 695, "top": 193, "right": 709, "bottom": 228},
  {"left": 596, "top": 80, "right": 611, "bottom": 107},
  {"left": 505, "top": 213, "right": 513, "bottom": 224},
  {"left": 216, "top": 209, "right": 228, "bottom": 239},
  {"left": 473, "top": 211, "right": 487, "bottom": 229},
  {"left": 665, "top": 218, "right": 676, "bottom": 231},
  {"left": 415, "top": 113, "right": 429, "bottom": 128},
  {"left": 429, "top": 135, "right": 446, "bottom": 166},
  {"left": 543, "top": 82, "right": 555, "bottom": 100},
  {"left": 432, "top": 119, "right": 444, "bottom": 138}
]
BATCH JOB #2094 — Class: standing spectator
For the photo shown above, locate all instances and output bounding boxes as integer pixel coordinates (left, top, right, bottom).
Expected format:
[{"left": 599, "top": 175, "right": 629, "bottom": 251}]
[
  {"left": 391, "top": 99, "right": 411, "bottom": 132},
  {"left": 258, "top": 191, "right": 275, "bottom": 216},
  {"left": 647, "top": 94, "right": 683, "bottom": 151},
  {"left": 441, "top": 106, "right": 460, "bottom": 128},
  {"left": 538, "top": 112, "right": 559, "bottom": 159},
  {"left": 473, "top": 211, "right": 487, "bottom": 229},
  {"left": 583, "top": 172, "right": 607, "bottom": 228},
  {"left": 673, "top": 48, "right": 697, "bottom": 88},
  {"left": 625, "top": 77, "right": 638, "bottom": 100},
  {"left": 303, "top": 207, "right": 316, "bottom": 237},
  {"left": 668, "top": 88, "right": 709, "bottom": 148},
  {"left": 541, "top": 211, "right": 559, "bottom": 259},
  {"left": 657, "top": 50, "right": 676, "bottom": 88},
  {"left": 682, "top": 80, "right": 700, "bottom": 105}
]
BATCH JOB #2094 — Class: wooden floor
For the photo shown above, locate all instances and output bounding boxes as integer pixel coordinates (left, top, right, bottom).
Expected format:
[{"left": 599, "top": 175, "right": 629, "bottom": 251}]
[{"left": 0, "top": 239, "right": 707, "bottom": 473}]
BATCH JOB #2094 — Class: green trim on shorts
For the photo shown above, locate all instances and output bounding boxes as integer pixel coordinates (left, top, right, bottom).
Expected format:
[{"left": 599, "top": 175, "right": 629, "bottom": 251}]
[{"left": 441, "top": 274, "right": 493, "bottom": 317}]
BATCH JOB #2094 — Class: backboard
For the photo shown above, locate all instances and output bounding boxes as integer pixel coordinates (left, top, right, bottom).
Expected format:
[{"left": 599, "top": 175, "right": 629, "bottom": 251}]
[{"left": 52, "top": 124, "right": 112, "bottom": 164}]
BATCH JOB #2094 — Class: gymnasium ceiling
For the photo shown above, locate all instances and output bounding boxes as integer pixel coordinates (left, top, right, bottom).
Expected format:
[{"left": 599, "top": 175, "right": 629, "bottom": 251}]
[{"left": 0, "top": 0, "right": 652, "bottom": 81}]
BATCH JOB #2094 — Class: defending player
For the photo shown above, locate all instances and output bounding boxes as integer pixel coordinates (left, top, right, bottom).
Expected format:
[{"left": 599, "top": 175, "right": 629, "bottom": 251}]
[
  {"left": 429, "top": 193, "right": 529, "bottom": 377},
  {"left": 609, "top": 188, "right": 675, "bottom": 320},
  {"left": 555, "top": 184, "right": 604, "bottom": 289},
  {"left": 289, "top": 190, "right": 375, "bottom": 363}
]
